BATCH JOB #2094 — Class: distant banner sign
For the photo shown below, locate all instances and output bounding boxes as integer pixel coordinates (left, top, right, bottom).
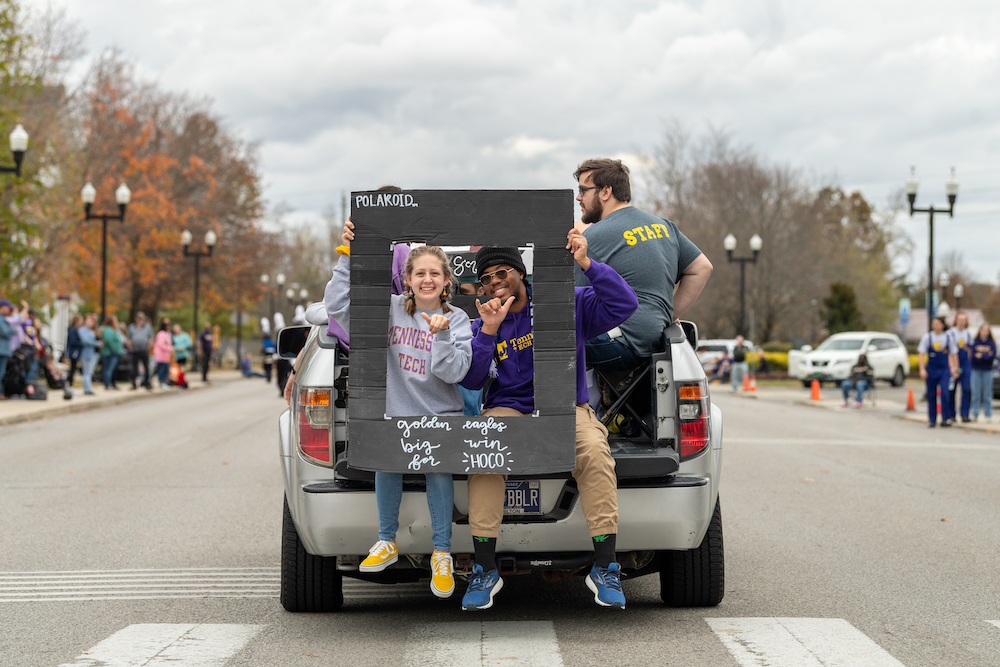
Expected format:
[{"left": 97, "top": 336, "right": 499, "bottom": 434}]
[
  {"left": 348, "top": 190, "right": 577, "bottom": 475},
  {"left": 899, "top": 298, "right": 910, "bottom": 324}
]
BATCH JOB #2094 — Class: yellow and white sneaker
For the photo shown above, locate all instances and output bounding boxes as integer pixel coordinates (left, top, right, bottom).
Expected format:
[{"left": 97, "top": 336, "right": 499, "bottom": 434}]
[
  {"left": 430, "top": 550, "right": 455, "bottom": 599},
  {"left": 359, "top": 540, "right": 398, "bottom": 572}
]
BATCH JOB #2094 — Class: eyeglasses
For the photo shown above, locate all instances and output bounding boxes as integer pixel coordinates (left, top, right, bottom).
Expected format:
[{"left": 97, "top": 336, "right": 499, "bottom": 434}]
[
  {"left": 479, "top": 268, "right": 511, "bottom": 286},
  {"left": 578, "top": 185, "right": 602, "bottom": 195}
]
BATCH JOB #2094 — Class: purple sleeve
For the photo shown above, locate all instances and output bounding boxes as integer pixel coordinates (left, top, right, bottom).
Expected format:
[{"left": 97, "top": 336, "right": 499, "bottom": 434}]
[
  {"left": 576, "top": 261, "right": 639, "bottom": 341},
  {"left": 459, "top": 319, "right": 495, "bottom": 390}
]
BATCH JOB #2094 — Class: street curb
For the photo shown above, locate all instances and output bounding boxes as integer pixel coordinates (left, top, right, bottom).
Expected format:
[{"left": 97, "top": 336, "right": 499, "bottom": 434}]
[{"left": 0, "top": 374, "right": 242, "bottom": 427}]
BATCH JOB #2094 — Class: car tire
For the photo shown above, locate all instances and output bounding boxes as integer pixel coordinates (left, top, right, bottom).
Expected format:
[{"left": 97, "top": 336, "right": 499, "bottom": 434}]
[
  {"left": 281, "top": 496, "right": 343, "bottom": 612},
  {"left": 659, "top": 496, "right": 724, "bottom": 607},
  {"left": 891, "top": 366, "right": 906, "bottom": 387},
  {"left": 802, "top": 381, "right": 812, "bottom": 388}
]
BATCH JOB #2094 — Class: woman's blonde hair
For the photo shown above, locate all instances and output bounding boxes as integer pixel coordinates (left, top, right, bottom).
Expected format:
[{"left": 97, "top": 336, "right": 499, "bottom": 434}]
[{"left": 404, "top": 245, "right": 455, "bottom": 316}]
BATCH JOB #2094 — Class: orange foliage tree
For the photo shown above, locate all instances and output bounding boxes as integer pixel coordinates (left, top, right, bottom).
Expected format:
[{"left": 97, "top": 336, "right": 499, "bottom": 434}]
[{"left": 47, "top": 51, "right": 271, "bottom": 326}]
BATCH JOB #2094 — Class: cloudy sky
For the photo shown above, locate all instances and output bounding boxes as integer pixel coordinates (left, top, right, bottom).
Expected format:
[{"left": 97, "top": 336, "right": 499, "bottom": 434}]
[{"left": 49, "top": 0, "right": 1000, "bottom": 285}]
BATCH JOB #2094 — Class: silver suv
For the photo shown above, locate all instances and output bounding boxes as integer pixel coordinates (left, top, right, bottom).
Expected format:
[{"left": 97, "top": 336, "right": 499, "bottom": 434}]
[{"left": 277, "top": 317, "right": 724, "bottom": 611}]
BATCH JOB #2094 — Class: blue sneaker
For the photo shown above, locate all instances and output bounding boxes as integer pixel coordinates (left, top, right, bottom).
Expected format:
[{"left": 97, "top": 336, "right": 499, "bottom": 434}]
[
  {"left": 462, "top": 564, "right": 503, "bottom": 610},
  {"left": 586, "top": 562, "right": 626, "bottom": 609}
]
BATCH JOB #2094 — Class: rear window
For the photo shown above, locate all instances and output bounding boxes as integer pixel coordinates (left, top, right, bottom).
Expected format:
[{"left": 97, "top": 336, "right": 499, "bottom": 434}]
[{"left": 816, "top": 338, "right": 864, "bottom": 351}]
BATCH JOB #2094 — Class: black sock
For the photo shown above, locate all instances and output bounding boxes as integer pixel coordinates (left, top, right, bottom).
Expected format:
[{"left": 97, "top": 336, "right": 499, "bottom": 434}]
[
  {"left": 473, "top": 536, "right": 497, "bottom": 571},
  {"left": 592, "top": 534, "right": 616, "bottom": 568}
]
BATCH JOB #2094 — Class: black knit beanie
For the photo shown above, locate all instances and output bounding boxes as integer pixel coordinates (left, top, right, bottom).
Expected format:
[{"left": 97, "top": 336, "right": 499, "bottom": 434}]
[{"left": 475, "top": 247, "right": 526, "bottom": 280}]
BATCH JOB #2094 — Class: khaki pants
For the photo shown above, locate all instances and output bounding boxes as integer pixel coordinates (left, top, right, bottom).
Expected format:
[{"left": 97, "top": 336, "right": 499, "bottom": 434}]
[{"left": 467, "top": 404, "right": 618, "bottom": 538}]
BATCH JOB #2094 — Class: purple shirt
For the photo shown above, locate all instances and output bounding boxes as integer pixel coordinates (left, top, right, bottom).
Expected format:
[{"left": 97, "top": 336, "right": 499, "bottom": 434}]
[{"left": 461, "top": 260, "right": 638, "bottom": 411}]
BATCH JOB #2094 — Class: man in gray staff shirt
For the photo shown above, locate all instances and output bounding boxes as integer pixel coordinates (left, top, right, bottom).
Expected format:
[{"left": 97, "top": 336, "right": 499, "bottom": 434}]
[
  {"left": 126, "top": 313, "right": 154, "bottom": 390},
  {"left": 574, "top": 158, "right": 713, "bottom": 372}
]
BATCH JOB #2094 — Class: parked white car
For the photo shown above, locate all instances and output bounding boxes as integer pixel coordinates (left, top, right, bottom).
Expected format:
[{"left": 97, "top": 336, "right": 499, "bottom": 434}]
[{"left": 788, "top": 331, "right": 910, "bottom": 387}]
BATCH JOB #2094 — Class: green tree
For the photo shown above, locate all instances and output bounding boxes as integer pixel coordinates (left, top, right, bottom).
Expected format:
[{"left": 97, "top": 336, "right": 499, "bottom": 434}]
[{"left": 821, "top": 282, "right": 866, "bottom": 334}]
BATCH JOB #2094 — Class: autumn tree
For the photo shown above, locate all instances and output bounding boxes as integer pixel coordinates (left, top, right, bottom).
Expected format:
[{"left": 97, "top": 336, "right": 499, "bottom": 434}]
[
  {"left": 43, "top": 50, "right": 269, "bottom": 327},
  {"left": 643, "top": 123, "right": 906, "bottom": 342}
]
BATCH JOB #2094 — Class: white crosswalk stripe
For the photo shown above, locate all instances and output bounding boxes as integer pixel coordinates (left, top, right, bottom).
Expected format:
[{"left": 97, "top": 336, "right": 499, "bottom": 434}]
[
  {"left": 57, "top": 624, "right": 263, "bottom": 667},
  {"left": 0, "top": 568, "right": 279, "bottom": 602},
  {"left": 706, "top": 617, "right": 905, "bottom": 667},
  {"left": 404, "top": 621, "right": 563, "bottom": 667}
]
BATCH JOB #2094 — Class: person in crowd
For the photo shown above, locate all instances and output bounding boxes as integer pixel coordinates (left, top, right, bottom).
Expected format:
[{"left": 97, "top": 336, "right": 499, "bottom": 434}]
[
  {"left": 945, "top": 311, "right": 974, "bottom": 423},
  {"left": 572, "top": 158, "right": 712, "bottom": 372},
  {"left": 730, "top": 336, "right": 749, "bottom": 391},
  {"left": 65, "top": 314, "right": 83, "bottom": 389},
  {"left": 153, "top": 319, "right": 174, "bottom": 389},
  {"left": 197, "top": 323, "right": 213, "bottom": 383},
  {"left": 970, "top": 322, "right": 995, "bottom": 422},
  {"left": 126, "top": 313, "right": 154, "bottom": 390},
  {"left": 78, "top": 313, "right": 100, "bottom": 396},
  {"left": 325, "top": 218, "right": 473, "bottom": 600},
  {"left": 172, "top": 324, "right": 192, "bottom": 371},
  {"left": 459, "top": 230, "right": 638, "bottom": 611},
  {"left": 240, "top": 352, "right": 267, "bottom": 379},
  {"left": 20, "top": 309, "right": 43, "bottom": 393},
  {"left": 918, "top": 316, "right": 958, "bottom": 428},
  {"left": 261, "top": 334, "right": 275, "bottom": 383},
  {"left": 0, "top": 298, "right": 17, "bottom": 399},
  {"left": 100, "top": 314, "right": 124, "bottom": 390},
  {"left": 841, "top": 353, "right": 874, "bottom": 408}
]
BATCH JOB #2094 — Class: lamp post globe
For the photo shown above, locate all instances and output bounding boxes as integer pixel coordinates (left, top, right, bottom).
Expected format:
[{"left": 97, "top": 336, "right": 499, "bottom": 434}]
[
  {"left": 81, "top": 182, "right": 96, "bottom": 205},
  {"left": 9, "top": 124, "right": 28, "bottom": 152}
]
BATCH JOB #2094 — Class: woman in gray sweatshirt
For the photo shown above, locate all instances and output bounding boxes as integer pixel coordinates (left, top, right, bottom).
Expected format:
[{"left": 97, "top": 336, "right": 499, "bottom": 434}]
[{"left": 326, "top": 221, "right": 472, "bottom": 600}]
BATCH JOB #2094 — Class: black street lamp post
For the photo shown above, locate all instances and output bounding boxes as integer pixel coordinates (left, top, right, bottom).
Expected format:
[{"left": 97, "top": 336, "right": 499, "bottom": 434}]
[
  {"left": 906, "top": 167, "right": 959, "bottom": 331},
  {"left": 724, "top": 233, "right": 763, "bottom": 337},
  {"left": 81, "top": 181, "right": 131, "bottom": 322},
  {"left": 181, "top": 229, "right": 217, "bottom": 364},
  {"left": 0, "top": 124, "right": 29, "bottom": 176}
]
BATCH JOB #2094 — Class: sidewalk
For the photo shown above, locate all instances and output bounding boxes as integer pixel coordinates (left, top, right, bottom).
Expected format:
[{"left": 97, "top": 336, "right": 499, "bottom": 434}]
[
  {"left": 0, "top": 369, "right": 245, "bottom": 427},
  {"left": 724, "top": 380, "right": 999, "bottom": 433}
]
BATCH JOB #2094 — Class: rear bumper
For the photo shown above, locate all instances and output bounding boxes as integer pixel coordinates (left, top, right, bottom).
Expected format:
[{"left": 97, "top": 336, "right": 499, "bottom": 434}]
[{"left": 288, "top": 478, "right": 717, "bottom": 556}]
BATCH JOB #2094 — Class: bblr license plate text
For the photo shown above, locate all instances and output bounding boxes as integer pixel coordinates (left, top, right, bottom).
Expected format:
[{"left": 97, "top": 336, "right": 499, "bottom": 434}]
[{"left": 503, "top": 480, "right": 541, "bottom": 515}]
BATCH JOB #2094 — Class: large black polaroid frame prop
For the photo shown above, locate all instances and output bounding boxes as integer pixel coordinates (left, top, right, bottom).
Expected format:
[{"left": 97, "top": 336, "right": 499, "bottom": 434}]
[{"left": 348, "top": 190, "right": 576, "bottom": 475}]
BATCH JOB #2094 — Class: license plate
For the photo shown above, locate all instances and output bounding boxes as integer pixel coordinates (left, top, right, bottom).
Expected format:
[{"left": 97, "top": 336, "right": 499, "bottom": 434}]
[{"left": 503, "top": 480, "right": 541, "bottom": 516}]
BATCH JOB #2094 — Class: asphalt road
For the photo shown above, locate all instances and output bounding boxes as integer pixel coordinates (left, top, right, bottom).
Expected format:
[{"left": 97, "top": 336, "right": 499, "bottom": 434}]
[{"left": 2, "top": 381, "right": 999, "bottom": 666}]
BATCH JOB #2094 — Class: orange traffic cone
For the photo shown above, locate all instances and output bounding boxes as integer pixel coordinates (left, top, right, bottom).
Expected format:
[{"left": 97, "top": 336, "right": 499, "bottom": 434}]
[
  {"left": 742, "top": 373, "right": 750, "bottom": 391},
  {"left": 749, "top": 376, "right": 757, "bottom": 393},
  {"left": 906, "top": 388, "right": 915, "bottom": 411},
  {"left": 811, "top": 379, "right": 821, "bottom": 401}
]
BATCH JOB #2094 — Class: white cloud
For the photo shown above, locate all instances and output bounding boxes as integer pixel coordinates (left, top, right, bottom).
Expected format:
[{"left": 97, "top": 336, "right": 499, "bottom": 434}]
[{"left": 42, "top": 0, "right": 1000, "bottom": 282}]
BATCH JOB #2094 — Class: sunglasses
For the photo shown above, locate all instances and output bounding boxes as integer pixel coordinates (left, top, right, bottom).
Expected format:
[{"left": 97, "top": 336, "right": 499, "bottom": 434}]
[{"left": 479, "top": 268, "right": 512, "bottom": 286}]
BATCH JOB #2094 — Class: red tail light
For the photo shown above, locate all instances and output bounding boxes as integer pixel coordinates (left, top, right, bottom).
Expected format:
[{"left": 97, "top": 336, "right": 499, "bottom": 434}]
[
  {"left": 298, "top": 411, "right": 331, "bottom": 462},
  {"left": 679, "top": 416, "right": 710, "bottom": 458},
  {"left": 297, "top": 388, "right": 331, "bottom": 463},
  {"left": 678, "top": 381, "right": 710, "bottom": 460}
]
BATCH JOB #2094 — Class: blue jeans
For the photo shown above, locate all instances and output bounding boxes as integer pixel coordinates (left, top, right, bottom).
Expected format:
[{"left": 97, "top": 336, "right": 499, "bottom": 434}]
[
  {"left": 81, "top": 355, "right": 98, "bottom": 394},
  {"left": 102, "top": 354, "right": 120, "bottom": 387},
  {"left": 585, "top": 333, "right": 646, "bottom": 372},
  {"left": 970, "top": 368, "right": 993, "bottom": 419},
  {"left": 156, "top": 361, "right": 170, "bottom": 386},
  {"left": 731, "top": 361, "right": 749, "bottom": 390},
  {"left": 375, "top": 471, "right": 453, "bottom": 552},
  {"left": 926, "top": 369, "right": 950, "bottom": 425},
  {"left": 841, "top": 379, "right": 868, "bottom": 403},
  {"left": 459, "top": 385, "right": 483, "bottom": 416}
]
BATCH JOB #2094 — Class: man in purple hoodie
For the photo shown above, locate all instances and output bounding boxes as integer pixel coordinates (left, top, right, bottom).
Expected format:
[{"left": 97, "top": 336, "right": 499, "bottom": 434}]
[{"left": 459, "top": 228, "right": 638, "bottom": 611}]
